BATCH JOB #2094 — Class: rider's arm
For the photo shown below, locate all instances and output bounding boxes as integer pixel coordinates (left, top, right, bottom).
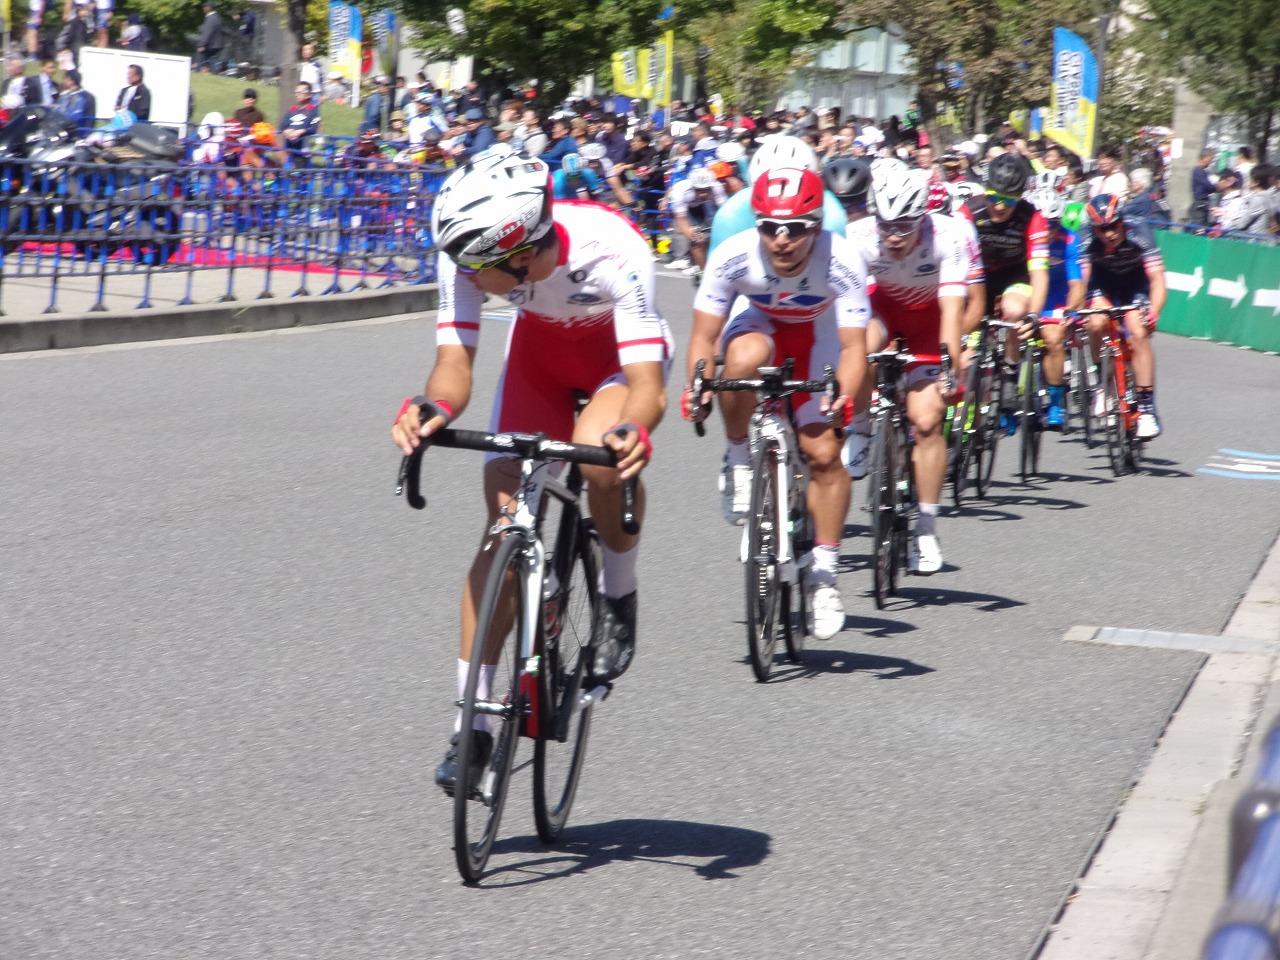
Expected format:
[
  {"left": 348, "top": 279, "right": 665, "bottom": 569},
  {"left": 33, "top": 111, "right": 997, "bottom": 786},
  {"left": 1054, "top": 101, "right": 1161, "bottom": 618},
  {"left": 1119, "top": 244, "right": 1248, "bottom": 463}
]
[
  {"left": 958, "top": 215, "right": 986, "bottom": 334},
  {"left": 674, "top": 211, "right": 697, "bottom": 241},
  {"left": 1026, "top": 211, "right": 1051, "bottom": 317},
  {"left": 604, "top": 254, "right": 671, "bottom": 475},
  {"left": 687, "top": 241, "right": 742, "bottom": 381},
  {"left": 1145, "top": 264, "right": 1167, "bottom": 325},
  {"left": 608, "top": 360, "right": 667, "bottom": 478},
  {"left": 936, "top": 217, "right": 972, "bottom": 359},
  {"left": 1064, "top": 231, "right": 1087, "bottom": 314}
]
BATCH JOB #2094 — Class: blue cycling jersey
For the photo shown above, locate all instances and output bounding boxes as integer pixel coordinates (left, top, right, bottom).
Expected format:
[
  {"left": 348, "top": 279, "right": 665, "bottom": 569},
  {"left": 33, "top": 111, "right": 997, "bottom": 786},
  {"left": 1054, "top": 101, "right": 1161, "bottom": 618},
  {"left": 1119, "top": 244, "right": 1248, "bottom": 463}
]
[
  {"left": 552, "top": 168, "right": 603, "bottom": 201},
  {"left": 708, "top": 189, "right": 848, "bottom": 254},
  {"left": 1042, "top": 225, "right": 1083, "bottom": 315}
]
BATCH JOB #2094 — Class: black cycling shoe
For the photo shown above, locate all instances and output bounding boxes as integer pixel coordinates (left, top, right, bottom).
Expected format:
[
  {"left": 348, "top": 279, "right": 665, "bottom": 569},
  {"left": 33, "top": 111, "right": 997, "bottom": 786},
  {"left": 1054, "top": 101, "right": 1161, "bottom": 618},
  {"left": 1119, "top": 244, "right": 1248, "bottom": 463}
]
[
  {"left": 588, "top": 592, "right": 638, "bottom": 684},
  {"left": 434, "top": 730, "right": 494, "bottom": 796}
]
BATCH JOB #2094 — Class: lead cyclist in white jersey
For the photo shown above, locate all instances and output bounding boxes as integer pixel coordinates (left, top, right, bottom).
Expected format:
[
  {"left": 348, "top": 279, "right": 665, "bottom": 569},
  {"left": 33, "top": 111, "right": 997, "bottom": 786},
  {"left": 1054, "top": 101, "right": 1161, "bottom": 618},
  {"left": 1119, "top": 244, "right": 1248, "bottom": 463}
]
[
  {"left": 391, "top": 148, "right": 671, "bottom": 793},
  {"left": 684, "top": 166, "right": 872, "bottom": 640}
]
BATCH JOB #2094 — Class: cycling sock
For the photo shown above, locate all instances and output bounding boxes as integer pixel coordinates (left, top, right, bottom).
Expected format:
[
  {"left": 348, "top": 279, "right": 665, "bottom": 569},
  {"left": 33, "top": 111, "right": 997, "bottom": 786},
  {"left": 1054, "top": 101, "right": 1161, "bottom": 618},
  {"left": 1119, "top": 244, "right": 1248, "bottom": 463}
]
[
  {"left": 454, "top": 659, "right": 494, "bottom": 733},
  {"left": 1137, "top": 388, "right": 1154, "bottom": 411},
  {"left": 851, "top": 411, "right": 872, "bottom": 434},
  {"left": 599, "top": 541, "right": 639, "bottom": 599},
  {"left": 725, "top": 437, "right": 750, "bottom": 468},
  {"left": 811, "top": 542, "right": 840, "bottom": 586},
  {"left": 916, "top": 503, "right": 939, "bottom": 537}
]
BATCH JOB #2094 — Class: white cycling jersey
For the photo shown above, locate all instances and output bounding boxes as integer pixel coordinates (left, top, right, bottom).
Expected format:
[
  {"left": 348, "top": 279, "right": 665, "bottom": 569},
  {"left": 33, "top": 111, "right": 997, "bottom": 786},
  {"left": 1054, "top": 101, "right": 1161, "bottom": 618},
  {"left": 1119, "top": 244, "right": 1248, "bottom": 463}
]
[
  {"left": 436, "top": 199, "right": 671, "bottom": 368},
  {"left": 845, "top": 212, "right": 981, "bottom": 310},
  {"left": 670, "top": 179, "right": 726, "bottom": 222},
  {"left": 693, "top": 227, "right": 872, "bottom": 329}
]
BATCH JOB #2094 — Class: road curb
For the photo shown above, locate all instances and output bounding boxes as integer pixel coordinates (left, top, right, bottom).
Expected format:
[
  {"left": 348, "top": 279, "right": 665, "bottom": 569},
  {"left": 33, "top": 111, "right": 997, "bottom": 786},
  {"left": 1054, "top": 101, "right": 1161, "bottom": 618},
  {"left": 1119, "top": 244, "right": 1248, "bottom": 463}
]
[
  {"left": 1037, "top": 532, "right": 1280, "bottom": 960},
  {"left": 0, "top": 285, "right": 439, "bottom": 354}
]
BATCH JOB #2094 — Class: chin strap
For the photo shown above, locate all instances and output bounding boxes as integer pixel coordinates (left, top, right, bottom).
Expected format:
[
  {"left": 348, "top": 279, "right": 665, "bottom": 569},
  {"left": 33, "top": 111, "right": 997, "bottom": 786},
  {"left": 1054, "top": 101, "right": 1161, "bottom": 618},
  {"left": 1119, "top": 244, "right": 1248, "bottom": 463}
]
[{"left": 495, "top": 259, "right": 531, "bottom": 285}]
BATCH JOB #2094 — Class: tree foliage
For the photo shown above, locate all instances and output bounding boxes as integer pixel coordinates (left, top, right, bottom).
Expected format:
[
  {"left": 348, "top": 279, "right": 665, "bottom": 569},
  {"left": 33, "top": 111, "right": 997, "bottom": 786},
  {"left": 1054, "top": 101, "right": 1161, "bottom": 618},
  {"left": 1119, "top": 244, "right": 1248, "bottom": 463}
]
[{"left": 1144, "top": 0, "right": 1280, "bottom": 155}]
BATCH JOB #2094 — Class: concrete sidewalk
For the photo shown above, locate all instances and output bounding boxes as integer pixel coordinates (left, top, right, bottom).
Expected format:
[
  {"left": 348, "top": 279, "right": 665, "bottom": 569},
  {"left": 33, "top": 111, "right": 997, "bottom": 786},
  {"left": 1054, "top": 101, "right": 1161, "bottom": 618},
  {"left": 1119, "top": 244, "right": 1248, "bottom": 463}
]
[{"left": 1038, "top": 533, "right": 1280, "bottom": 960}]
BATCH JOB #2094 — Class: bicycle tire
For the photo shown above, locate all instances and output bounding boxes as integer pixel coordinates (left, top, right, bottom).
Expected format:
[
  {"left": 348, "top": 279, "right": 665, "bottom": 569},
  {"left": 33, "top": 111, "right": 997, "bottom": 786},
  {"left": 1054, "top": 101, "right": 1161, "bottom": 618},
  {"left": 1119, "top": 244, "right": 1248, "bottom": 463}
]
[
  {"left": 1119, "top": 360, "right": 1143, "bottom": 474},
  {"left": 745, "top": 441, "right": 783, "bottom": 682},
  {"left": 950, "top": 357, "right": 983, "bottom": 508},
  {"left": 454, "top": 531, "right": 527, "bottom": 883},
  {"left": 533, "top": 519, "right": 600, "bottom": 843},
  {"left": 866, "top": 421, "right": 896, "bottom": 609},
  {"left": 976, "top": 363, "right": 1003, "bottom": 498},
  {"left": 1100, "top": 352, "right": 1125, "bottom": 476},
  {"left": 1019, "top": 354, "right": 1040, "bottom": 482},
  {"left": 784, "top": 562, "right": 808, "bottom": 663}
]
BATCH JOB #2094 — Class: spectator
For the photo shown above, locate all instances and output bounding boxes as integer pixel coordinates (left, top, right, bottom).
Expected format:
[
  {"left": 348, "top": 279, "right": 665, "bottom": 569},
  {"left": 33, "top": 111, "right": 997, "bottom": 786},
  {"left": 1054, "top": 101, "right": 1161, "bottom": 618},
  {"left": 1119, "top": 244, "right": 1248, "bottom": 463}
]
[
  {"left": 1233, "top": 146, "right": 1256, "bottom": 183},
  {"left": 363, "top": 75, "right": 394, "bottom": 133},
  {"left": 407, "top": 92, "right": 443, "bottom": 145},
  {"left": 297, "top": 42, "right": 322, "bottom": 99},
  {"left": 455, "top": 79, "right": 485, "bottom": 116},
  {"left": 386, "top": 111, "right": 409, "bottom": 150},
  {"left": 231, "top": 7, "right": 256, "bottom": 63},
  {"left": 1122, "top": 168, "right": 1167, "bottom": 222},
  {"left": 94, "top": 0, "right": 114, "bottom": 47},
  {"left": 56, "top": 5, "right": 92, "bottom": 66},
  {"left": 1189, "top": 148, "right": 1216, "bottom": 226},
  {"left": 3, "top": 54, "right": 32, "bottom": 105},
  {"left": 539, "top": 116, "right": 577, "bottom": 170},
  {"left": 596, "top": 113, "right": 628, "bottom": 164},
  {"left": 280, "top": 80, "right": 320, "bottom": 155},
  {"left": 393, "top": 76, "right": 410, "bottom": 110},
  {"left": 791, "top": 104, "right": 816, "bottom": 133},
  {"left": 1229, "top": 165, "right": 1273, "bottom": 233},
  {"left": 234, "top": 88, "right": 264, "bottom": 128},
  {"left": 1063, "top": 153, "right": 1089, "bottom": 204},
  {"left": 1042, "top": 142, "right": 1067, "bottom": 172},
  {"left": 114, "top": 63, "right": 150, "bottom": 119},
  {"left": 515, "top": 107, "right": 547, "bottom": 156},
  {"left": 1267, "top": 166, "right": 1280, "bottom": 233},
  {"left": 322, "top": 70, "right": 346, "bottom": 104},
  {"left": 195, "top": 2, "right": 223, "bottom": 72},
  {"left": 1089, "top": 143, "right": 1128, "bottom": 201},
  {"left": 57, "top": 68, "right": 95, "bottom": 132},
  {"left": 902, "top": 100, "right": 923, "bottom": 147},
  {"left": 456, "top": 106, "right": 494, "bottom": 159},
  {"left": 1211, "top": 170, "right": 1244, "bottom": 229},
  {"left": 118, "top": 12, "right": 151, "bottom": 52},
  {"left": 31, "top": 58, "right": 58, "bottom": 106}
]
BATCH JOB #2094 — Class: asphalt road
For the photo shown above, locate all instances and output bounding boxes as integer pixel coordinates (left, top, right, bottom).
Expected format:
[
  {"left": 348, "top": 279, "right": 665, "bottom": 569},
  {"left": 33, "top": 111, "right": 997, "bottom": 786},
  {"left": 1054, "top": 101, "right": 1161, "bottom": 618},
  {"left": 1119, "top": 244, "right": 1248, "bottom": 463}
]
[{"left": 3, "top": 276, "right": 1279, "bottom": 960}]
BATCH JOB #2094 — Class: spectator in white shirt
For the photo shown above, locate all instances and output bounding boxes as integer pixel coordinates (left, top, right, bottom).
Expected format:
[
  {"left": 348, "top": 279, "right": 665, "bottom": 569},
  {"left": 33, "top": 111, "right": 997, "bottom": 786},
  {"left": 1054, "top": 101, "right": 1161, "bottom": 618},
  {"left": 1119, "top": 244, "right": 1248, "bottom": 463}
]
[{"left": 1089, "top": 143, "right": 1129, "bottom": 202}]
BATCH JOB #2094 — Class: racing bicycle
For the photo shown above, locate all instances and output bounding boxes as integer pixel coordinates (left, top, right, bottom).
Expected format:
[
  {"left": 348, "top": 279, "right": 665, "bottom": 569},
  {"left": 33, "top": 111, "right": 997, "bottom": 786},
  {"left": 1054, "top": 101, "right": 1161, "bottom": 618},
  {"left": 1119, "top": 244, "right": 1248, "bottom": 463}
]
[
  {"left": 397, "top": 423, "right": 638, "bottom": 882},
  {"left": 1077, "top": 303, "right": 1147, "bottom": 475},
  {"left": 690, "top": 358, "right": 839, "bottom": 682},
  {"left": 949, "top": 318, "right": 1014, "bottom": 506}
]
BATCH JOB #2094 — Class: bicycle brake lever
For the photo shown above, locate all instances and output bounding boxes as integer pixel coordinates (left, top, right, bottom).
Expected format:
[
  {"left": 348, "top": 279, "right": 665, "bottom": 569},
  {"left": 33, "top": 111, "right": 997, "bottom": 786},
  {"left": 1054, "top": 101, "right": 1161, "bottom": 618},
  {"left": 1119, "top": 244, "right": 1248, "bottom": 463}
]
[{"left": 395, "top": 445, "right": 428, "bottom": 510}]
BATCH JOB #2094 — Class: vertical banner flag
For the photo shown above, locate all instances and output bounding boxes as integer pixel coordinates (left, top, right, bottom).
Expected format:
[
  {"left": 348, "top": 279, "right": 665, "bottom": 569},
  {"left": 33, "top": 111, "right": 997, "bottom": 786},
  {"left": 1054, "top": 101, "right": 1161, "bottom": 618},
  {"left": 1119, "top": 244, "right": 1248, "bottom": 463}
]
[
  {"left": 371, "top": 9, "right": 397, "bottom": 74},
  {"left": 1044, "top": 27, "right": 1098, "bottom": 158},
  {"left": 653, "top": 30, "right": 674, "bottom": 106},
  {"left": 328, "top": 0, "right": 363, "bottom": 106},
  {"left": 612, "top": 48, "right": 639, "bottom": 97}
]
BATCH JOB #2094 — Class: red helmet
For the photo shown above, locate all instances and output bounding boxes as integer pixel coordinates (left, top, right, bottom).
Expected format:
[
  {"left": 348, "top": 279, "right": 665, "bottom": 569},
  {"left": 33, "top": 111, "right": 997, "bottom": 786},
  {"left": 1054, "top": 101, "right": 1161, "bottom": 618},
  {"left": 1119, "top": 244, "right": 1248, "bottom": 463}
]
[{"left": 751, "top": 166, "right": 824, "bottom": 219}]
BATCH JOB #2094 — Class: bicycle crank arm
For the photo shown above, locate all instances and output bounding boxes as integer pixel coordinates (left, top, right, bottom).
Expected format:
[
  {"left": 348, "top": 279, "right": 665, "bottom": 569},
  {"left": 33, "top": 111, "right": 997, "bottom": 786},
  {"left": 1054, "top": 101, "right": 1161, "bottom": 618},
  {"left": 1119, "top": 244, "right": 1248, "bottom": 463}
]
[
  {"left": 579, "top": 683, "right": 613, "bottom": 708},
  {"left": 455, "top": 698, "right": 524, "bottom": 719}
]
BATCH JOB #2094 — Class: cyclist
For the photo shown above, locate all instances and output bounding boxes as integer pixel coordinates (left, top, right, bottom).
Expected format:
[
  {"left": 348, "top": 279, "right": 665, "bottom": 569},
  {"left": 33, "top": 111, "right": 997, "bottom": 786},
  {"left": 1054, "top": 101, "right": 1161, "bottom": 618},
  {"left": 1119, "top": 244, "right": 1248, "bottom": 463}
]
[
  {"left": 823, "top": 156, "right": 873, "bottom": 225},
  {"left": 670, "top": 166, "right": 727, "bottom": 275},
  {"left": 707, "top": 135, "right": 849, "bottom": 253},
  {"left": 551, "top": 152, "right": 605, "bottom": 201},
  {"left": 1067, "top": 194, "right": 1167, "bottom": 438},
  {"left": 392, "top": 148, "right": 672, "bottom": 791},
  {"left": 1030, "top": 186, "right": 1087, "bottom": 430},
  {"left": 684, "top": 166, "right": 872, "bottom": 640},
  {"left": 846, "top": 160, "right": 982, "bottom": 573},
  {"left": 960, "top": 153, "right": 1051, "bottom": 428}
]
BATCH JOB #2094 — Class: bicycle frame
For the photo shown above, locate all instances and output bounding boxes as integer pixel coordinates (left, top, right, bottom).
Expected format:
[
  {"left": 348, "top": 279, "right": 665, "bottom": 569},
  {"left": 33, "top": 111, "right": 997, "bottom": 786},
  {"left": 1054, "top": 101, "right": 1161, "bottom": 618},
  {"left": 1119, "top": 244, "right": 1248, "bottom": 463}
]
[{"left": 751, "top": 403, "right": 806, "bottom": 580}]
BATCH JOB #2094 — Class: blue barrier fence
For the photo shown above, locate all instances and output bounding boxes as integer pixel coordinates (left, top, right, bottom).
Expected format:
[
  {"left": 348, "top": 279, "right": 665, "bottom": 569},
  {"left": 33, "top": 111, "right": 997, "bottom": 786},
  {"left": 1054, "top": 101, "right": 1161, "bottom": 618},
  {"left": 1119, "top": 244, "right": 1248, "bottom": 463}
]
[{"left": 1204, "top": 714, "right": 1280, "bottom": 959}]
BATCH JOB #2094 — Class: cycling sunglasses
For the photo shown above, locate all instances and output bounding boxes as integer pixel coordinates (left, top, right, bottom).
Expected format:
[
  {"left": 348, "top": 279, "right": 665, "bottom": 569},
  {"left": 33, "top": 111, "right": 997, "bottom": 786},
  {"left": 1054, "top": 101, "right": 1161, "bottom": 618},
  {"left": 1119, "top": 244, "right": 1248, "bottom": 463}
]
[
  {"left": 756, "top": 217, "right": 820, "bottom": 239},
  {"left": 875, "top": 216, "right": 924, "bottom": 237},
  {"left": 985, "top": 189, "right": 1021, "bottom": 208},
  {"left": 455, "top": 242, "right": 533, "bottom": 276}
]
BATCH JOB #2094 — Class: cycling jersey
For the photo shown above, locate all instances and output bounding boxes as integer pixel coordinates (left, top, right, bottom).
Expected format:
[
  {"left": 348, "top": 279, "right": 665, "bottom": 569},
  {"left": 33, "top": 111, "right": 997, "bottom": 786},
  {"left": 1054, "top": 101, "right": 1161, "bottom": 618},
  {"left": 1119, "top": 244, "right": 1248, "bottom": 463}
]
[
  {"left": 551, "top": 168, "right": 603, "bottom": 201},
  {"left": 694, "top": 228, "right": 872, "bottom": 426},
  {"left": 669, "top": 179, "right": 726, "bottom": 225},
  {"left": 845, "top": 212, "right": 982, "bottom": 355},
  {"left": 437, "top": 201, "right": 673, "bottom": 442},
  {"left": 708, "top": 188, "right": 848, "bottom": 254},
  {"left": 1075, "top": 219, "right": 1163, "bottom": 303},
  {"left": 1042, "top": 224, "right": 1083, "bottom": 319},
  {"left": 961, "top": 197, "right": 1050, "bottom": 310}
]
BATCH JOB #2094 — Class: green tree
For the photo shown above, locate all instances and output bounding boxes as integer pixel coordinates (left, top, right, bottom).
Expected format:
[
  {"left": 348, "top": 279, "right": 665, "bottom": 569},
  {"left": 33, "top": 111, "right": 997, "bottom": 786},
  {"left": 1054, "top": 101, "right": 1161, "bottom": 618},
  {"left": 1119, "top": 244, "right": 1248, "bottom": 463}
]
[{"left": 1144, "top": 0, "right": 1280, "bottom": 159}]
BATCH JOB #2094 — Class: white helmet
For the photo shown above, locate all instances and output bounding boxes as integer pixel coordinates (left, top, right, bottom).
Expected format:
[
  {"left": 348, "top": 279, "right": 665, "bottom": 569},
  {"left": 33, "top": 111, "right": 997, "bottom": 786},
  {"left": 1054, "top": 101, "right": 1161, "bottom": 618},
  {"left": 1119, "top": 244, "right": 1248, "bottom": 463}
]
[
  {"left": 715, "top": 141, "right": 745, "bottom": 163},
  {"left": 687, "top": 167, "right": 716, "bottom": 189},
  {"left": 431, "top": 150, "right": 553, "bottom": 267},
  {"left": 869, "top": 158, "right": 930, "bottom": 220},
  {"left": 1029, "top": 185, "right": 1066, "bottom": 221},
  {"left": 748, "top": 134, "right": 819, "bottom": 181},
  {"left": 578, "top": 141, "right": 607, "bottom": 162}
]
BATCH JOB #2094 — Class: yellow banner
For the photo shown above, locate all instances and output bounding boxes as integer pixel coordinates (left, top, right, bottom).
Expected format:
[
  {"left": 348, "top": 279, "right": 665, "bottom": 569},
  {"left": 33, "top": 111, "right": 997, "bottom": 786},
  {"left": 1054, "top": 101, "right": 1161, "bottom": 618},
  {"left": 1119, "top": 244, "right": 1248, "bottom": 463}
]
[
  {"left": 611, "top": 49, "right": 640, "bottom": 97},
  {"left": 651, "top": 30, "right": 673, "bottom": 106}
]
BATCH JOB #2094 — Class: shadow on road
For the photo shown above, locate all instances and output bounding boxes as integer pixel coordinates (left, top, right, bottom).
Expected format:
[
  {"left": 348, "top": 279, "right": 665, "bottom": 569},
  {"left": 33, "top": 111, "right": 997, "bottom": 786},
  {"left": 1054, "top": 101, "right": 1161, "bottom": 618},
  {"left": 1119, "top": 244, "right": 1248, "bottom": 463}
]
[
  {"left": 764, "top": 647, "right": 934, "bottom": 683},
  {"left": 481, "top": 818, "right": 772, "bottom": 886},
  {"left": 884, "top": 583, "right": 1024, "bottom": 613}
]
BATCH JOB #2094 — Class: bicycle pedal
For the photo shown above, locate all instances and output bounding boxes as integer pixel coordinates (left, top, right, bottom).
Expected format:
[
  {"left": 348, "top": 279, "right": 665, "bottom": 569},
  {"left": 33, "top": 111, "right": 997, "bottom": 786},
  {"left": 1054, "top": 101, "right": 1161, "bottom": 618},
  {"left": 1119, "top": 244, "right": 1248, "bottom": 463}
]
[{"left": 580, "top": 682, "right": 613, "bottom": 707}]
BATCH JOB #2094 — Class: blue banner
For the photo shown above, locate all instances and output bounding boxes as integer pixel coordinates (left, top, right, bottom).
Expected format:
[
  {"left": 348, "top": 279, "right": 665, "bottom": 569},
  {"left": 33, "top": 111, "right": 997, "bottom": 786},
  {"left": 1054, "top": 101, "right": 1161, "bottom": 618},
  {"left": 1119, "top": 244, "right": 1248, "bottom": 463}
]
[{"left": 1044, "top": 27, "right": 1098, "bottom": 158}]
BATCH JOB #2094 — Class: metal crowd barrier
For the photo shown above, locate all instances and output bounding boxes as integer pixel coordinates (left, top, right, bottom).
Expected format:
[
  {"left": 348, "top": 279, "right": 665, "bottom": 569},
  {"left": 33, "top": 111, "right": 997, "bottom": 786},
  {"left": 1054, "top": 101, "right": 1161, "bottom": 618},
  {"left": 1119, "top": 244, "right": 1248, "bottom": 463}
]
[
  {"left": 1204, "top": 713, "right": 1280, "bottom": 959},
  {"left": 1151, "top": 220, "right": 1279, "bottom": 246},
  {"left": 0, "top": 154, "right": 449, "bottom": 313}
]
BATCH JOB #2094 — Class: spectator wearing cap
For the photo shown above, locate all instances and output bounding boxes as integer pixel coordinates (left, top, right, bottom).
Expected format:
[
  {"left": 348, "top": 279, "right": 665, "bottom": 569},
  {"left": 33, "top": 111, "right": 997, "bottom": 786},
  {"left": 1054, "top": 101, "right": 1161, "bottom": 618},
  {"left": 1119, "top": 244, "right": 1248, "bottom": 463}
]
[
  {"left": 323, "top": 70, "right": 346, "bottom": 104},
  {"left": 234, "top": 88, "right": 265, "bottom": 128},
  {"left": 363, "top": 75, "right": 394, "bottom": 133},
  {"left": 119, "top": 12, "right": 151, "bottom": 52},
  {"left": 456, "top": 79, "right": 485, "bottom": 116},
  {"left": 57, "top": 69, "right": 95, "bottom": 133},
  {"left": 456, "top": 106, "right": 494, "bottom": 159}
]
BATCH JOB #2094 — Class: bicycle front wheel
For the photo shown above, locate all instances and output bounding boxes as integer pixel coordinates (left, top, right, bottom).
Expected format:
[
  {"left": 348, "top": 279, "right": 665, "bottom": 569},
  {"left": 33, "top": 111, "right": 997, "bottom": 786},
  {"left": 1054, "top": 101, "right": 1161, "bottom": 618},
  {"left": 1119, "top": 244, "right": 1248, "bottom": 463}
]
[
  {"left": 533, "top": 520, "right": 600, "bottom": 842},
  {"left": 866, "top": 422, "right": 896, "bottom": 609},
  {"left": 455, "top": 531, "right": 528, "bottom": 883},
  {"left": 951, "top": 356, "right": 985, "bottom": 507},
  {"left": 745, "top": 442, "right": 783, "bottom": 682},
  {"left": 1100, "top": 353, "right": 1126, "bottom": 477},
  {"left": 1019, "top": 357, "right": 1041, "bottom": 482},
  {"left": 976, "top": 365, "right": 1003, "bottom": 498}
]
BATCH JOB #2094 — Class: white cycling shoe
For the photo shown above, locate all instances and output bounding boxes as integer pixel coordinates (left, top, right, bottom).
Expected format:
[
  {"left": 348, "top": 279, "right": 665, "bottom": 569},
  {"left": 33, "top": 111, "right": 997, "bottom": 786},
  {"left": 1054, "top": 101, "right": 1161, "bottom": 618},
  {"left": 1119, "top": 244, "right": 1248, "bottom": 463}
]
[
  {"left": 909, "top": 534, "right": 944, "bottom": 575},
  {"left": 722, "top": 463, "right": 753, "bottom": 526},
  {"left": 1136, "top": 412, "right": 1162, "bottom": 439},
  {"left": 808, "top": 581, "right": 845, "bottom": 640}
]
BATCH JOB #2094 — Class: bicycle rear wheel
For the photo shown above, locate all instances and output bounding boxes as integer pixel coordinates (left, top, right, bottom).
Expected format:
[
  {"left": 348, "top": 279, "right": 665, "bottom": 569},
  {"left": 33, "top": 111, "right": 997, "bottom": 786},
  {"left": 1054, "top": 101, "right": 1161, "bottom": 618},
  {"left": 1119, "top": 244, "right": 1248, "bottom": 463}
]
[
  {"left": 976, "top": 364, "right": 1003, "bottom": 498},
  {"left": 1100, "top": 353, "right": 1126, "bottom": 477},
  {"left": 1019, "top": 357, "right": 1041, "bottom": 482},
  {"left": 866, "top": 422, "right": 897, "bottom": 609},
  {"left": 745, "top": 442, "right": 783, "bottom": 682},
  {"left": 1076, "top": 344, "right": 1100, "bottom": 448},
  {"left": 949, "top": 357, "right": 982, "bottom": 508},
  {"left": 1119, "top": 361, "right": 1143, "bottom": 474},
  {"left": 533, "top": 519, "right": 600, "bottom": 843},
  {"left": 454, "top": 531, "right": 527, "bottom": 883}
]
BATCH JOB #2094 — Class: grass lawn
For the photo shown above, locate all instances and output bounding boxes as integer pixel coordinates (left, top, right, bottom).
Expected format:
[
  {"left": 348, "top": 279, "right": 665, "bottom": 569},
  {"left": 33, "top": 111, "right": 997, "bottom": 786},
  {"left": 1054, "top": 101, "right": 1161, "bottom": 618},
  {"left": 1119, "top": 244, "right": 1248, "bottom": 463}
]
[{"left": 189, "top": 71, "right": 363, "bottom": 138}]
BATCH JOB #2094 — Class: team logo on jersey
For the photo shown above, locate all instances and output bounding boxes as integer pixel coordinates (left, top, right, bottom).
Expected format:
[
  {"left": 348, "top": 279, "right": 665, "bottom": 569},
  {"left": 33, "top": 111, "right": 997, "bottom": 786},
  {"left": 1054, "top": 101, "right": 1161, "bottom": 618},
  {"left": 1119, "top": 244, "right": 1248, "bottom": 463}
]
[
  {"left": 493, "top": 220, "right": 527, "bottom": 251},
  {"left": 715, "top": 253, "right": 748, "bottom": 279},
  {"left": 798, "top": 276, "right": 810, "bottom": 290},
  {"left": 746, "top": 292, "right": 827, "bottom": 308},
  {"left": 570, "top": 269, "right": 589, "bottom": 283},
  {"left": 568, "top": 292, "right": 605, "bottom": 304},
  {"left": 916, "top": 262, "right": 937, "bottom": 274},
  {"left": 509, "top": 288, "right": 529, "bottom": 304}
]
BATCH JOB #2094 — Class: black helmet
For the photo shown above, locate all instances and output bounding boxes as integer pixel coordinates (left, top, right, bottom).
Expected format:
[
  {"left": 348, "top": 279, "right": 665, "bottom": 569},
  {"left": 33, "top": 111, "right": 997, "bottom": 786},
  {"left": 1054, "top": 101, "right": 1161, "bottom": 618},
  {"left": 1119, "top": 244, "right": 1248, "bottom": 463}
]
[
  {"left": 985, "top": 152, "right": 1033, "bottom": 195},
  {"left": 824, "top": 156, "right": 872, "bottom": 205}
]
